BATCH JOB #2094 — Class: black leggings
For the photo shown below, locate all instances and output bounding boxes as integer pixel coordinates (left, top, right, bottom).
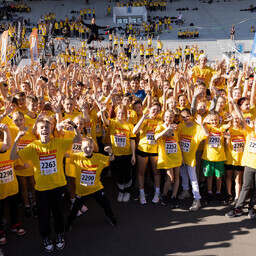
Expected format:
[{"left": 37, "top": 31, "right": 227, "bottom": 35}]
[
  {"left": 111, "top": 155, "right": 132, "bottom": 193},
  {"left": 87, "top": 33, "right": 104, "bottom": 44},
  {"left": 66, "top": 189, "right": 114, "bottom": 227},
  {"left": 0, "top": 194, "right": 18, "bottom": 231}
]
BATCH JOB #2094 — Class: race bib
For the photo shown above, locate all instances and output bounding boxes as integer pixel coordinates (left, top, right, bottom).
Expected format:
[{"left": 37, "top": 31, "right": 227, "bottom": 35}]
[
  {"left": 146, "top": 131, "right": 156, "bottom": 145},
  {"left": 180, "top": 138, "right": 191, "bottom": 152},
  {"left": 196, "top": 77, "right": 205, "bottom": 83},
  {"left": 209, "top": 133, "right": 221, "bottom": 148},
  {"left": 72, "top": 142, "right": 82, "bottom": 153},
  {"left": 0, "top": 164, "right": 14, "bottom": 184},
  {"left": 232, "top": 138, "right": 245, "bottom": 153},
  {"left": 17, "top": 142, "right": 27, "bottom": 151},
  {"left": 86, "top": 125, "right": 91, "bottom": 135},
  {"left": 245, "top": 117, "right": 251, "bottom": 125},
  {"left": 249, "top": 137, "right": 256, "bottom": 153},
  {"left": 39, "top": 155, "right": 57, "bottom": 175},
  {"left": 165, "top": 140, "right": 177, "bottom": 154},
  {"left": 80, "top": 170, "right": 96, "bottom": 186},
  {"left": 114, "top": 133, "right": 126, "bottom": 147},
  {"left": 95, "top": 123, "right": 101, "bottom": 133}
]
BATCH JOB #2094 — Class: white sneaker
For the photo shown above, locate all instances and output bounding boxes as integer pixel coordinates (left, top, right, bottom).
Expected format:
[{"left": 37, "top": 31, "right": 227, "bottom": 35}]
[
  {"left": 117, "top": 192, "right": 124, "bottom": 202},
  {"left": 189, "top": 199, "right": 201, "bottom": 211},
  {"left": 152, "top": 193, "right": 160, "bottom": 204},
  {"left": 81, "top": 205, "right": 88, "bottom": 213},
  {"left": 122, "top": 192, "right": 131, "bottom": 202},
  {"left": 139, "top": 194, "right": 147, "bottom": 205},
  {"left": 77, "top": 210, "right": 83, "bottom": 217},
  {"left": 178, "top": 190, "right": 190, "bottom": 200}
]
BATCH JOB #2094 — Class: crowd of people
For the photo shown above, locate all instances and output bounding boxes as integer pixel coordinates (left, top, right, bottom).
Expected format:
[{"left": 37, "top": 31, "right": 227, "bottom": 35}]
[
  {"left": 1, "top": 33, "right": 256, "bottom": 253},
  {"left": 178, "top": 29, "right": 199, "bottom": 39},
  {"left": 1, "top": 1, "right": 256, "bottom": 255}
]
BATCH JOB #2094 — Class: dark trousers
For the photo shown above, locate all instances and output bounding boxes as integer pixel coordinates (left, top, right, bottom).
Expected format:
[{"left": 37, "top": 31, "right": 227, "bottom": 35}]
[
  {"left": 0, "top": 194, "right": 18, "bottom": 230},
  {"left": 111, "top": 155, "right": 132, "bottom": 193},
  {"left": 35, "top": 186, "right": 66, "bottom": 238},
  {"left": 66, "top": 189, "right": 114, "bottom": 226},
  {"left": 87, "top": 33, "right": 104, "bottom": 44},
  {"left": 236, "top": 166, "right": 256, "bottom": 209}
]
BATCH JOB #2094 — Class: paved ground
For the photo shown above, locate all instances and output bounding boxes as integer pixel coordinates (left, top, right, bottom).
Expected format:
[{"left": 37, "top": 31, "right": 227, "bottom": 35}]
[{"left": 1, "top": 177, "right": 256, "bottom": 256}]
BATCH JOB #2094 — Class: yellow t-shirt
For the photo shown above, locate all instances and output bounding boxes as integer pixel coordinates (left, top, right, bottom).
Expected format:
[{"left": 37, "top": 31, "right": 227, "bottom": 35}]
[
  {"left": 241, "top": 127, "right": 256, "bottom": 168},
  {"left": 0, "top": 145, "right": 19, "bottom": 200},
  {"left": 225, "top": 127, "right": 246, "bottom": 166},
  {"left": 155, "top": 124, "right": 182, "bottom": 169},
  {"left": 202, "top": 125, "right": 226, "bottom": 162},
  {"left": 127, "top": 109, "right": 138, "bottom": 125},
  {"left": 25, "top": 114, "right": 37, "bottom": 129},
  {"left": 10, "top": 126, "right": 36, "bottom": 176},
  {"left": 242, "top": 107, "right": 256, "bottom": 125},
  {"left": 18, "top": 138, "right": 73, "bottom": 191},
  {"left": 138, "top": 118, "right": 162, "bottom": 154},
  {"left": 69, "top": 152, "right": 109, "bottom": 196},
  {"left": 109, "top": 119, "right": 136, "bottom": 156},
  {"left": 178, "top": 123, "right": 207, "bottom": 167},
  {"left": 192, "top": 66, "right": 215, "bottom": 88}
]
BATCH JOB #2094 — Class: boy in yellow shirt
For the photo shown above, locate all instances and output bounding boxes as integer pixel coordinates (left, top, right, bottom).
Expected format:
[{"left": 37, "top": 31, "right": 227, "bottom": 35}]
[
  {"left": 65, "top": 137, "right": 116, "bottom": 231},
  {"left": 11, "top": 119, "right": 82, "bottom": 252},
  {"left": 202, "top": 111, "right": 231, "bottom": 204}
]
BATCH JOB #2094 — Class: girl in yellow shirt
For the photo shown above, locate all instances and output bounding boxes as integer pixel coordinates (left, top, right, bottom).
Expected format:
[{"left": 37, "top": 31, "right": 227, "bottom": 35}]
[
  {"left": 11, "top": 111, "right": 37, "bottom": 219},
  {"left": 224, "top": 110, "right": 245, "bottom": 204},
  {"left": 178, "top": 109, "right": 208, "bottom": 211},
  {"left": 100, "top": 105, "right": 136, "bottom": 203},
  {"left": 133, "top": 103, "right": 162, "bottom": 204},
  {"left": 155, "top": 110, "right": 182, "bottom": 208},
  {"left": 0, "top": 124, "right": 26, "bottom": 243}
]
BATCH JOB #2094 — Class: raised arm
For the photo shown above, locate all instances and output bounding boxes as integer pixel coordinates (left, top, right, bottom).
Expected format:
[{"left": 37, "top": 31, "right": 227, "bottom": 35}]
[
  {"left": 10, "top": 130, "right": 26, "bottom": 160},
  {"left": 0, "top": 124, "right": 12, "bottom": 152}
]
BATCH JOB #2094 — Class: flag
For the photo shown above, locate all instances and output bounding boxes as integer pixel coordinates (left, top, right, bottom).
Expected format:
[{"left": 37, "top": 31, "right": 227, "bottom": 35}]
[
  {"left": 30, "top": 28, "right": 38, "bottom": 63},
  {"left": 0, "top": 31, "right": 9, "bottom": 66},
  {"left": 15, "top": 17, "right": 24, "bottom": 48},
  {"left": 250, "top": 32, "right": 256, "bottom": 60}
]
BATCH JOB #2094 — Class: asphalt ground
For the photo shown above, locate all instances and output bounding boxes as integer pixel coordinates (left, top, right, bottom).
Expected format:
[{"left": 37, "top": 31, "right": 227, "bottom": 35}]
[{"left": 1, "top": 173, "right": 256, "bottom": 256}]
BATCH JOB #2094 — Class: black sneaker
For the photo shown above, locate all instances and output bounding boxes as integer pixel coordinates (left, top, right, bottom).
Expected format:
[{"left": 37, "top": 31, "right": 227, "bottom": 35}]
[
  {"left": 248, "top": 208, "right": 256, "bottom": 219},
  {"left": 32, "top": 205, "right": 37, "bottom": 218},
  {"left": 206, "top": 193, "right": 213, "bottom": 205},
  {"left": 55, "top": 233, "right": 65, "bottom": 251},
  {"left": 43, "top": 237, "right": 54, "bottom": 252},
  {"left": 25, "top": 207, "right": 32, "bottom": 220},
  {"left": 170, "top": 196, "right": 178, "bottom": 208},
  {"left": 224, "top": 194, "right": 233, "bottom": 204},
  {"left": 225, "top": 208, "right": 242, "bottom": 218},
  {"left": 161, "top": 195, "right": 168, "bottom": 206},
  {"left": 106, "top": 216, "right": 117, "bottom": 227},
  {"left": 216, "top": 193, "right": 223, "bottom": 204}
]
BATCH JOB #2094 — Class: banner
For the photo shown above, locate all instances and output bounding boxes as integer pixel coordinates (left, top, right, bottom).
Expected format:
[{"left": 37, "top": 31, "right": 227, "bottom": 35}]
[
  {"left": 0, "top": 31, "right": 9, "bottom": 66},
  {"left": 46, "top": 19, "right": 55, "bottom": 44},
  {"left": 250, "top": 32, "right": 256, "bottom": 60},
  {"left": 15, "top": 17, "right": 24, "bottom": 48},
  {"left": 29, "top": 28, "right": 38, "bottom": 63}
]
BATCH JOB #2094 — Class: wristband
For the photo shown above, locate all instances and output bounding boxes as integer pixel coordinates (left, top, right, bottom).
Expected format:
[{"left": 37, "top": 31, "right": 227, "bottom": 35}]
[{"left": 109, "top": 153, "right": 113, "bottom": 156}]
